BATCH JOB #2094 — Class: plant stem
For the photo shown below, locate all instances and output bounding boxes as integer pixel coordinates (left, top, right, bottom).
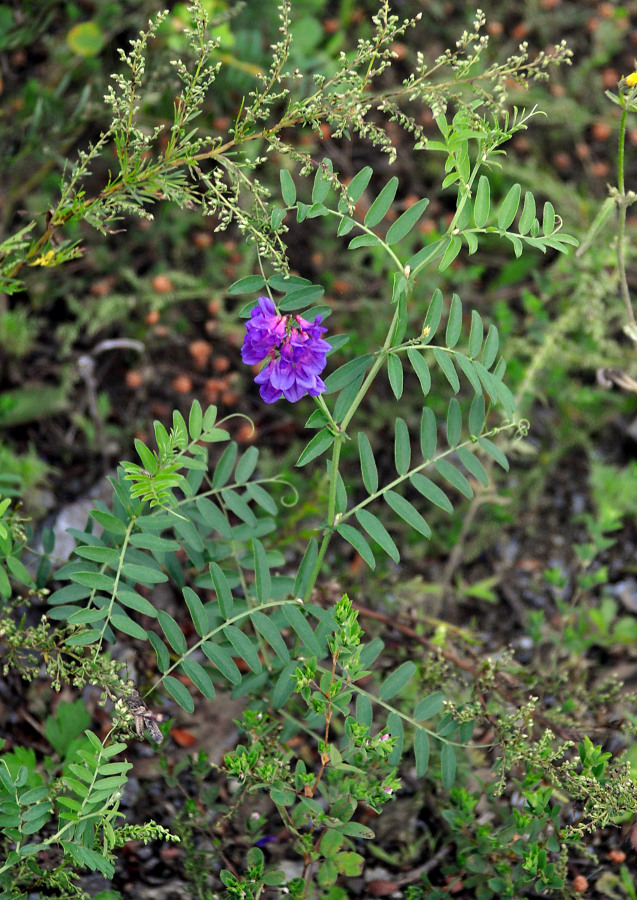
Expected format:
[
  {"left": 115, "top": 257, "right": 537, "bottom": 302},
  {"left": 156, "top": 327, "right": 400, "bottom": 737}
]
[{"left": 616, "top": 104, "right": 637, "bottom": 333}]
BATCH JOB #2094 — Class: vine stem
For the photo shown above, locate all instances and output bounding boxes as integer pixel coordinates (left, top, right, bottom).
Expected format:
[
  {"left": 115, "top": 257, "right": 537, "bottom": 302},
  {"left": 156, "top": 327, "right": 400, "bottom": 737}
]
[
  {"left": 352, "top": 603, "right": 574, "bottom": 741},
  {"left": 616, "top": 104, "right": 637, "bottom": 334},
  {"left": 301, "top": 299, "right": 404, "bottom": 604}
]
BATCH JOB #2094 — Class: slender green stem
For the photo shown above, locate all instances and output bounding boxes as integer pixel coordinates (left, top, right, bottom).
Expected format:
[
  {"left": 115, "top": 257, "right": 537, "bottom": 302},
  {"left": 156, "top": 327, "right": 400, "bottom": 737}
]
[
  {"left": 92, "top": 518, "right": 136, "bottom": 661},
  {"left": 300, "top": 299, "right": 406, "bottom": 603},
  {"left": 618, "top": 108, "right": 627, "bottom": 196},
  {"left": 302, "top": 437, "right": 343, "bottom": 603},
  {"left": 616, "top": 105, "right": 636, "bottom": 331},
  {"left": 339, "top": 301, "right": 403, "bottom": 432}
]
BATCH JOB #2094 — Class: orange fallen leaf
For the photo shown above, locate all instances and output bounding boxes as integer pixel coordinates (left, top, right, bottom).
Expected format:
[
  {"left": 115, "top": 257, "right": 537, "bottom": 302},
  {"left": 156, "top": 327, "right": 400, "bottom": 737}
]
[{"left": 170, "top": 727, "right": 197, "bottom": 747}]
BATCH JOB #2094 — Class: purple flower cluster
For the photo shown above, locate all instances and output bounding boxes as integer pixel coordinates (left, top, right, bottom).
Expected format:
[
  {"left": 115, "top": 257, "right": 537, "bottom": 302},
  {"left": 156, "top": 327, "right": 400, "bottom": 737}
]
[{"left": 241, "top": 296, "right": 331, "bottom": 403}]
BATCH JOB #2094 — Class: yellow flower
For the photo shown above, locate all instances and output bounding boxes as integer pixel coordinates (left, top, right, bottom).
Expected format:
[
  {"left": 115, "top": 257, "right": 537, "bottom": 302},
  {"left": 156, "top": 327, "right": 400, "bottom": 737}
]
[
  {"left": 625, "top": 72, "right": 637, "bottom": 86},
  {"left": 28, "top": 249, "right": 56, "bottom": 267}
]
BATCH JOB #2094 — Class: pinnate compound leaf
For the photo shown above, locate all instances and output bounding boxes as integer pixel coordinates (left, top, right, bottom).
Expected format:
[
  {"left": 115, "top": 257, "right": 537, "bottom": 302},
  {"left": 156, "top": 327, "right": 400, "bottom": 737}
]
[
  {"left": 110, "top": 613, "right": 148, "bottom": 641},
  {"left": 384, "top": 491, "right": 431, "bottom": 539},
  {"left": 378, "top": 660, "right": 416, "bottom": 700},
  {"left": 446, "top": 398, "right": 462, "bottom": 448},
  {"left": 180, "top": 657, "right": 215, "bottom": 700},
  {"left": 129, "top": 533, "right": 180, "bottom": 553},
  {"left": 411, "top": 474, "right": 453, "bottom": 513},
  {"left": 445, "top": 293, "right": 462, "bottom": 348},
  {"left": 385, "top": 197, "right": 430, "bottom": 244},
  {"left": 414, "top": 690, "right": 445, "bottom": 719},
  {"left": 253, "top": 538, "right": 271, "bottom": 604},
  {"left": 245, "top": 482, "right": 277, "bottom": 515},
  {"left": 356, "top": 693, "right": 373, "bottom": 729},
  {"left": 196, "top": 497, "right": 231, "bottom": 537},
  {"left": 251, "top": 610, "right": 290, "bottom": 662},
  {"left": 158, "top": 609, "right": 187, "bottom": 655},
  {"left": 312, "top": 162, "right": 332, "bottom": 204},
  {"left": 280, "top": 169, "right": 296, "bottom": 206},
  {"left": 477, "top": 436, "right": 509, "bottom": 471},
  {"left": 432, "top": 348, "right": 460, "bottom": 393},
  {"left": 497, "top": 183, "right": 521, "bottom": 230},
  {"left": 454, "top": 353, "right": 483, "bottom": 395},
  {"left": 542, "top": 200, "right": 556, "bottom": 234},
  {"left": 406, "top": 238, "right": 445, "bottom": 272},
  {"left": 348, "top": 232, "right": 384, "bottom": 251},
  {"left": 464, "top": 231, "right": 478, "bottom": 255},
  {"left": 272, "top": 660, "right": 297, "bottom": 708},
  {"left": 422, "top": 289, "right": 443, "bottom": 342},
  {"left": 481, "top": 324, "right": 500, "bottom": 369},
  {"left": 228, "top": 275, "right": 266, "bottom": 295},
  {"left": 387, "top": 353, "right": 403, "bottom": 399},
  {"left": 473, "top": 174, "right": 490, "bottom": 227},
  {"left": 278, "top": 285, "right": 324, "bottom": 311},
  {"left": 148, "top": 632, "right": 170, "bottom": 673},
  {"left": 507, "top": 233, "right": 524, "bottom": 258},
  {"left": 394, "top": 417, "right": 411, "bottom": 475},
  {"left": 438, "top": 234, "right": 462, "bottom": 271},
  {"left": 183, "top": 587, "right": 209, "bottom": 637},
  {"left": 282, "top": 604, "right": 323, "bottom": 656},
  {"left": 387, "top": 712, "right": 403, "bottom": 766},
  {"left": 202, "top": 641, "right": 241, "bottom": 684},
  {"left": 89, "top": 510, "right": 128, "bottom": 536},
  {"left": 235, "top": 446, "right": 259, "bottom": 484},
  {"left": 435, "top": 460, "right": 473, "bottom": 499},
  {"left": 407, "top": 348, "right": 431, "bottom": 396},
  {"left": 468, "top": 310, "right": 484, "bottom": 359},
  {"left": 188, "top": 400, "right": 203, "bottom": 441},
  {"left": 357, "top": 432, "right": 378, "bottom": 494},
  {"left": 223, "top": 625, "right": 262, "bottom": 673},
  {"left": 163, "top": 675, "right": 194, "bottom": 713},
  {"left": 414, "top": 729, "right": 430, "bottom": 777},
  {"left": 121, "top": 562, "right": 167, "bottom": 585},
  {"left": 221, "top": 488, "right": 256, "bottom": 526},
  {"left": 337, "top": 523, "right": 375, "bottom": 570},
  {"left": 364, "top": 177, "right": 399, "bottom": 228},
  {"left": 210, "top": 562, "right": 234, "bottom": 619},
  {"left": 518, "top": 191, "right": 536, "bottom": 235},
  {"left": 468, "top": 393, "right": 486, "bottom": 436},
  {"left": 173, "top": 516, "right": 205, "bottom": 553},
  {"left": 74, "top": 546, "right": 120, "bottom": 565},
  {"left": 355, "top": 509, "right": 400, "bottom": 564},
  {"left": 420, "top": 407, "right": 437, "bottom": 459},
  {"left": 324, "top": 355, "right": 373, "bottom": 394},
  {"left": 456, "top": 447, "right": 489, "bottom": 487},
  {"left": 294, "top": 538, "right": 318, "bottom": 599},
  {"left": 349, "top": 166, "right": 375, "bottom": 201},
  {"left": 296, "top": 428, "right": 335, "bottom": 467},
  {"left": 441, "top": 742, "right": 456, "bottom": 788},
  {"left": 72, "top": 571, "right": 116, "bottom": 591},
  {"left": 212, "top": 442, "right": 237, "bottom": 489},
  {"left": 337, "top": 216, "right": 355, "bottom": 236}
]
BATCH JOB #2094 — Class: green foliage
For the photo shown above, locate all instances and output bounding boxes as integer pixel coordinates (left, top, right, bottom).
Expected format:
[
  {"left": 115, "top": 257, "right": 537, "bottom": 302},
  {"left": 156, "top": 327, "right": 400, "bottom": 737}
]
[
  {"left": 1, "top": 3, "right": 635, "bottom": 899},
  {"left": 0, "top": 725, "right": 178, "bottom": 897}
]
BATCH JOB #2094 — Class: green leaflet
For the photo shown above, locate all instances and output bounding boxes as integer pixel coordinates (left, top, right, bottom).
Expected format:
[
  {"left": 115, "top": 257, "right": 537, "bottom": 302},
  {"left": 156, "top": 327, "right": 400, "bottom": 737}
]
[
  {"left": 385, "top": 197, "right": 429, "bottom": 244},
  {"left": 357, "top": 432, "right": 379, "bottom": 494},
  {"left": 378, "top": 661, "right": 416, "bottom": 700},
  {"left": 355, "top": 509, "right": 400, "bottom": 564},
  {"left": 394, "top": 417, "right": 411, "bottom": 475},
  {"left": 473, "top": 174, "right": 490, "bottom": 227},
  {"left": 337, "top": 523, "right": 375, "bottom": 569},
  {"left": 163, "top": 675, "right": 195, "bottom": 713},
  {"left": 364, "top": 177, "right": 398, "bottom": 228}
]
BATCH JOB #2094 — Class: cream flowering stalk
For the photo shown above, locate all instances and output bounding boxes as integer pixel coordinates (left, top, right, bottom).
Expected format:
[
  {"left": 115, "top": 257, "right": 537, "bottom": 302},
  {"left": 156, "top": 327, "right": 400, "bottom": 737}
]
[{"left": 241, "top": 296, "right": 331, "bottom": 402}]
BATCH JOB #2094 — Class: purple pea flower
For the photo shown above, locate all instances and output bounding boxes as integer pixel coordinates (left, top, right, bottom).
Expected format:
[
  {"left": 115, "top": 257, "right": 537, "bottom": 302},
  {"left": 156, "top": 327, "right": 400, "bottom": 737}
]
[
  {"left": 242, "top": 297, "right": 331, "bottom": 403},
  {"left": 241, "top": 296, "right": 288, "bottom": 365}
]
